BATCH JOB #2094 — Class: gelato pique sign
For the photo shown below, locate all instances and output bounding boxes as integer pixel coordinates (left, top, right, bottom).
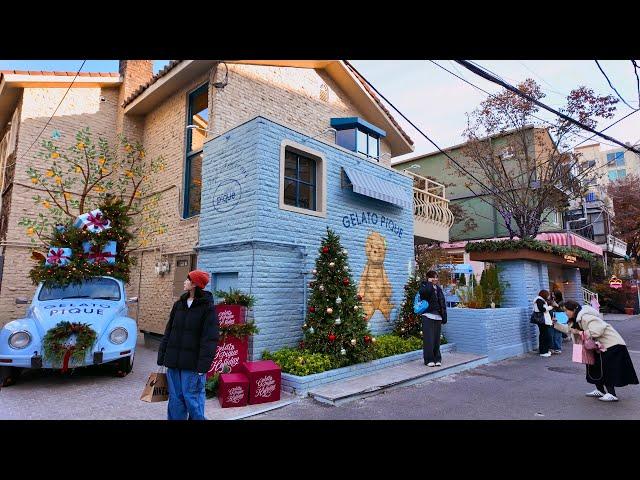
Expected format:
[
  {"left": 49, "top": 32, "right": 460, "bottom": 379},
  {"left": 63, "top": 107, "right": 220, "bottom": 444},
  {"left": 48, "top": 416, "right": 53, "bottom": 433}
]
[{"left": 342, "top": 211, "right": 404, "bottom": 239}]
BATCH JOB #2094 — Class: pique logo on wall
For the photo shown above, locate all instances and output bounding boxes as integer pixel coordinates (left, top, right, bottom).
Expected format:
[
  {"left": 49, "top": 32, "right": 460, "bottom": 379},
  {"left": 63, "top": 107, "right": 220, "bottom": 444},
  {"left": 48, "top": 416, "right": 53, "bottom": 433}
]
[
  {"left": 342, "top": 211, "right": 404, "bottom": 239},
  {"left": 358, "top": 231, "right": 393, "bottom": 321},
  {"left": 213, "top": 179, "right": 242, "bottom": 213}
]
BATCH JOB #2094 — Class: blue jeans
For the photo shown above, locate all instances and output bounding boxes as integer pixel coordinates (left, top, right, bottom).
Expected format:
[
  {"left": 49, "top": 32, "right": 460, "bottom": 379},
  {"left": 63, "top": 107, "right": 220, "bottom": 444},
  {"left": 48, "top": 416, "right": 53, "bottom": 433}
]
[
  {"left": 166, "top": 368, "right": 206, "bottom": 420},
  {"left": 550, "top": 328, "right": 563, "bottom": 351}
]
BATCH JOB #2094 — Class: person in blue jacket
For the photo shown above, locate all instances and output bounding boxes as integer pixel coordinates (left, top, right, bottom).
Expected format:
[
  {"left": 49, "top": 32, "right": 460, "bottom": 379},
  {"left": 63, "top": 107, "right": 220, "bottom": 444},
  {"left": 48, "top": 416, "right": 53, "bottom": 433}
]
[{"left": 419, "top": 271, "right": 448, "bottom": 367}]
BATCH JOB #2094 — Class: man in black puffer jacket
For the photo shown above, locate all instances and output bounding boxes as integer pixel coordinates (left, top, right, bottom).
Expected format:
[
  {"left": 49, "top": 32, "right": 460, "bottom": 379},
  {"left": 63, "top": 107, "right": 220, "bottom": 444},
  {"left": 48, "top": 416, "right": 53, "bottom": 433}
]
[{"left": 158, "top": 270, "right": 219, "bottom": 420}]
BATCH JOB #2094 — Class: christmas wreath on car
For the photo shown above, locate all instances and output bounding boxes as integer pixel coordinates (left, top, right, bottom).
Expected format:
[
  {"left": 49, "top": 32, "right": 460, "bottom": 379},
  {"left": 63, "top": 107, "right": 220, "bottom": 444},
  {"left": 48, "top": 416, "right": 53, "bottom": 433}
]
[{"left": 42, "top": 321, "right": 97, "bottom": 372}]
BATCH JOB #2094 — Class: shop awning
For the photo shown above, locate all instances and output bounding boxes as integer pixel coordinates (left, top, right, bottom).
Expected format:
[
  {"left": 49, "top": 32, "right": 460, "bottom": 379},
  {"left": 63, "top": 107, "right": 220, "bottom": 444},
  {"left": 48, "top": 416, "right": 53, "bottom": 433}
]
[
  {"left": 537, "top": 232, "right": 603, "bottom": 256},
  {"left": 342, "top": 166, "right": 412, "bottom": 209}
]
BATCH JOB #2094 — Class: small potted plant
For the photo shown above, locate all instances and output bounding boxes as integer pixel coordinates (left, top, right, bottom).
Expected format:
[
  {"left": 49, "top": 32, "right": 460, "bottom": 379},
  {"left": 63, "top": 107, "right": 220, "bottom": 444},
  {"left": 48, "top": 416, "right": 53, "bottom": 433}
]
[{"left": 214, "top": 288, "right": 256, "bottom": 326}]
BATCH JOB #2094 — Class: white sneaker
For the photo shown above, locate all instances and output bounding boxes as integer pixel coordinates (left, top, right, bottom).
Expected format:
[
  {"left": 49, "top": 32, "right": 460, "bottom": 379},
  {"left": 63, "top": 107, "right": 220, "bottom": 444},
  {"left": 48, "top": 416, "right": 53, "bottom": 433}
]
[
  {"left": 426, "top": 362, "right": 436, "bottom": 367},
  {"left": 585, "top": 389, "right": 604, "bottom": 398},
  {"left": 598, "top": 393, "right": 619, "bottom": 402},
  {"left": 539, "top": 352, "right": 552, "bottom": 357},
  {"left": 435, "top": 362, "right": 442, "bottom": 366}
]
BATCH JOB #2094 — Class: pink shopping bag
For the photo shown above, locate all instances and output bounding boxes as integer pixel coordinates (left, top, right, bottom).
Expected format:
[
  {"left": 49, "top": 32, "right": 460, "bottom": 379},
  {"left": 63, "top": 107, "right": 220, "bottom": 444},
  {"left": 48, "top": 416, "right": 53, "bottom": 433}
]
[{"left": 572, "top": 342, "right": 595, "bottom": 365}]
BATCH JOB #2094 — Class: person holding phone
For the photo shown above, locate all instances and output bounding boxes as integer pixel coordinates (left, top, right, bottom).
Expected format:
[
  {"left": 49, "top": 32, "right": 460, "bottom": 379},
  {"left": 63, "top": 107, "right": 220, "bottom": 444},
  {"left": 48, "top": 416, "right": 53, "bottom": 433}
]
[
  {"left": 549, "top": 290, "right": 565, "bottom": 354},
  {"left": 553, "top": 300, "right": 638, "bottom": 402},
  {"left": 419, "top": 271, "right": 447, "bottom": 367}
]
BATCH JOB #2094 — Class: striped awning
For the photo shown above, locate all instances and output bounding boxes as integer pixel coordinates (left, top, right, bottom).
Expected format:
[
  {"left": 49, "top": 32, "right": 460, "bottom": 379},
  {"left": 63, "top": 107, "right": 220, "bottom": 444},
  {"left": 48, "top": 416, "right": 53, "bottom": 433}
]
[
  {"left": 342, "top": 166, "right": 412, "bottom": 209},
  {"left": 537, "top": 232, "right": 603, "bottom": 256}
]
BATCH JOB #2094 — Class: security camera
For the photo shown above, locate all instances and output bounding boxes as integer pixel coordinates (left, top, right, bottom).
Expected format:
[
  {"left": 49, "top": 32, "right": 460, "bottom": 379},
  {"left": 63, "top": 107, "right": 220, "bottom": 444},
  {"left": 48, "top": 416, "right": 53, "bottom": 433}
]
[{"left": 100, "top": 96, "right": 106, "bottom": 102}]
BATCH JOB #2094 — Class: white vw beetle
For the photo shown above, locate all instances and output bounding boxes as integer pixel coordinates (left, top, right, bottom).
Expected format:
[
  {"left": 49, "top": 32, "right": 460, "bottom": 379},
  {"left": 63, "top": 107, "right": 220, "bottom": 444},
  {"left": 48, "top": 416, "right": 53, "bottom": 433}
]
[{"left": 0, "top": 276, "right": 137, "bottom": 387}]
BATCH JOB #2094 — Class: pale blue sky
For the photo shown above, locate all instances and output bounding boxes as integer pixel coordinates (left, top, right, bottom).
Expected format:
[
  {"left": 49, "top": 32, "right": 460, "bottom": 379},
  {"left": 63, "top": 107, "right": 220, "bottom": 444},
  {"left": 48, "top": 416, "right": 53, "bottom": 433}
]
[{"left": 1, "top": 59, "right": 638, "bottom": 162}]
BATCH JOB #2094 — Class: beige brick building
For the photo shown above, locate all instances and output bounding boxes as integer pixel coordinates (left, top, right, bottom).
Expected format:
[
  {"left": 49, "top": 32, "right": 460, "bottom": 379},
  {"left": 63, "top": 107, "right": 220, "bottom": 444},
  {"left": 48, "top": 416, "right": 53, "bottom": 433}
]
[{"left": 0, "top": 60, "right": 420, "bottom": 334}]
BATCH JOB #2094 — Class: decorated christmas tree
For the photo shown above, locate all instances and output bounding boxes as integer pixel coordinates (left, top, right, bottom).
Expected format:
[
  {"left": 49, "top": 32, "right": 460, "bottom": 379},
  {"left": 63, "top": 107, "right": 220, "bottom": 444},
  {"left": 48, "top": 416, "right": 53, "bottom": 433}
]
[
  {"left": 393, "top": 273, "right": 422, "bottom": 339},
  {"left": 302, "top": 228, "right": 375, "bottom": 366},
  {"left": 19, "top": 127, "right": 166, "bottom": 288}
]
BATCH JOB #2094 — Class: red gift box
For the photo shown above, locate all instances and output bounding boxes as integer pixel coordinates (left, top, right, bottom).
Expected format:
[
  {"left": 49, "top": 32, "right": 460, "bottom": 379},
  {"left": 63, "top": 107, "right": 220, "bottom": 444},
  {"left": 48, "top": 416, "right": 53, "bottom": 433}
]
[
  {"left": 216, "top": 305, "right": 247, "bottom": 327},
  {"left": 218, "top": 373, "right": 249, "bottom": 408},
  {"left": 207, "top": 336, "right": 248, "bottom": 378},
  {"left": 242, "top": 360, "right": 281, "bottom": 405}
]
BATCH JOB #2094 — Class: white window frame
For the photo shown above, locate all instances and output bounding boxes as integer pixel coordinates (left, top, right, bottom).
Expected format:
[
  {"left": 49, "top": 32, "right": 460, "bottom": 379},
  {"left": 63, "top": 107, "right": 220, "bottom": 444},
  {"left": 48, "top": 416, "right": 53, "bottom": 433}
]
[{"left": 279, "top": 140, "right": 327, "bottom": 218}]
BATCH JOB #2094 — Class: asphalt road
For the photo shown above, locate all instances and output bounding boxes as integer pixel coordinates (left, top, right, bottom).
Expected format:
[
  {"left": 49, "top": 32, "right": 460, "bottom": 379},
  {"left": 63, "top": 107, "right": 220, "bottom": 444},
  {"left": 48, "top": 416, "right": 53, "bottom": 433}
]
[
  {"left": 1, "top": 317, "right": 638, "bottom": 420},
  {"left": 250, "top": 315, "right": 640, "bottom": 420}
]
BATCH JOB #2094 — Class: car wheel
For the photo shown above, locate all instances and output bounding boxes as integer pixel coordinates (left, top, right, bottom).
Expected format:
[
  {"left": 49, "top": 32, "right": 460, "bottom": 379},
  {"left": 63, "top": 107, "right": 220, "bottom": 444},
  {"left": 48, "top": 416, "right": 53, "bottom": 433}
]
[
  {"left": 114, "top": 353, "right": 134, "bottom": 377},
  {"left": 0, "top": 366, "right": 23, "bottom": 387}
]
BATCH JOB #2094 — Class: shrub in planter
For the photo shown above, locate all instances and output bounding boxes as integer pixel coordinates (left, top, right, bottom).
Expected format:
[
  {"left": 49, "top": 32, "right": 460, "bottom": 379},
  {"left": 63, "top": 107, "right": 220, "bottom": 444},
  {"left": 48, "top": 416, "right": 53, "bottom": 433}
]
[
  {"left": 214, "top": 288, "right": 256, "bottom": 307},
  {"left": 372, "top": 334, "right": 422, "bottom": 358},
  {"left": 262, "top": 348, "right": 336, "bottom": 376}
]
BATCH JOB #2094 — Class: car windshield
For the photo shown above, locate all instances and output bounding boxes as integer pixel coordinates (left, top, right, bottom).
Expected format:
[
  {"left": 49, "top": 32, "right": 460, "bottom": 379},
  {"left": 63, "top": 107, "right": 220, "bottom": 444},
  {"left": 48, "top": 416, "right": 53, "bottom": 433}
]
[{"left": 38, "top": 278, "right": 121, "bottom": 301}]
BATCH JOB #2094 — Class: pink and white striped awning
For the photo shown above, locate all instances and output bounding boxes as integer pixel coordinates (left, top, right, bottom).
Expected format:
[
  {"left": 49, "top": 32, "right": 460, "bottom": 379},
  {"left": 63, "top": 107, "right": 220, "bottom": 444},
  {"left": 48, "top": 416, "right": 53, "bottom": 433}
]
[
  {"left": 441, "top": 232, "right": 603, "bottom": 256},
  {"left": 537, "top": 232, "right": 603, "bottom": 256}
]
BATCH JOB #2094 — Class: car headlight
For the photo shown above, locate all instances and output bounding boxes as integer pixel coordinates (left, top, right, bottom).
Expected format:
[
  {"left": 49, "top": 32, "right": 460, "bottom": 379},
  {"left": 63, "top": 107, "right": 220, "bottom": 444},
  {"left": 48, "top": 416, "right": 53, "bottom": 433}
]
[
  {"left": 109, "top": 327, "right": 128, "bottom": 345},
  {"left": 9, "top": 331, "right": 31, "bottom": 349}
]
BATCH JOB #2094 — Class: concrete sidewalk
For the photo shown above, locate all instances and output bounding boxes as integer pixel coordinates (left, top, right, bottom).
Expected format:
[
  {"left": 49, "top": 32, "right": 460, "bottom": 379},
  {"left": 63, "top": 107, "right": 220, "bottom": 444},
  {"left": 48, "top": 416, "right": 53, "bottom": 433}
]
[{"left": 307, "top": 351, "right": 487, "bottom": 406}]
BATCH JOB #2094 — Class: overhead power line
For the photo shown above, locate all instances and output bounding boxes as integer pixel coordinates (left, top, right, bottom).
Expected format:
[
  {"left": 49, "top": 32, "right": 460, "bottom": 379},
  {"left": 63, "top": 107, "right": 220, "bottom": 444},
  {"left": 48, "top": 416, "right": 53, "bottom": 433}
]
[
  {"left": 343, "top": 61, "right": 512, "bottom": 207},
  {"left": 430, "top": 60, "right": 618, "bottom": 149},
  {"left": 594, "top": 60, "right": 638, "bottom": 111},
  {"left": 632, "top": 60, "right": 640, "bottom": 107},
  {"left": 455, "top": 60, "right": 640, "bottom": 156}
]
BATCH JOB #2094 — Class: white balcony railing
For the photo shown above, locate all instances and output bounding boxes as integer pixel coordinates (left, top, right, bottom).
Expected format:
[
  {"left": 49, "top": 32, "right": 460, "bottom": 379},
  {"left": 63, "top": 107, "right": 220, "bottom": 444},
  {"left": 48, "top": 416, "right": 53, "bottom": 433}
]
[
  {"left": 582, "top": 287, "right": 599, "bottom": 307},
  {"left": 404, "top": 170, "right": 455, "bottom": 243},
  {"left": 606, "top": 234, "right": 628, "bottom": 257}
]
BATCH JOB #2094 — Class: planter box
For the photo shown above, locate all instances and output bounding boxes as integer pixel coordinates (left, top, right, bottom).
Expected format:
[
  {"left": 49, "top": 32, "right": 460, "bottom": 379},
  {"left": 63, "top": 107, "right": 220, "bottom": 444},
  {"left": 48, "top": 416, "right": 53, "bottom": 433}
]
[
  {"left": 469, "top": 249, "right": 589, "bottom": 268},
  {"left": 443, "top": 307, "right": 537, "bottom": 361},
  {"left": 281, "top": 343, "right": 456, "bottom": 396}
]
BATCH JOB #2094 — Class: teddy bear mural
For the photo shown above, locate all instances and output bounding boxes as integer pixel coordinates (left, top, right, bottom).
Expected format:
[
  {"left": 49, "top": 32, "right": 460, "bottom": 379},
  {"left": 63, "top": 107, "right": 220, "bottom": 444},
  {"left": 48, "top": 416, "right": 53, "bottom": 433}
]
[{"left": 358, "top": 231, "right": 394, "bottom": 320}]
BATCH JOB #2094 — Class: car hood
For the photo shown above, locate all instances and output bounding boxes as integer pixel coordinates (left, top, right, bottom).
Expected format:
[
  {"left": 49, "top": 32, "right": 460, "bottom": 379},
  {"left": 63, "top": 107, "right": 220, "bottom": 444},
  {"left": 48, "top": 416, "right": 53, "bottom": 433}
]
[{"left": 31, "top": 300, "right": 125, "bottom": 338}]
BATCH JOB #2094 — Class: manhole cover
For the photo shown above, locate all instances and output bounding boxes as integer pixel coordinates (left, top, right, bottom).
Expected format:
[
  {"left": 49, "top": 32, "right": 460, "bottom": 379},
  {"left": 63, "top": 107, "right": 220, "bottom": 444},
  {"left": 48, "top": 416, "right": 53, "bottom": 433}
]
[{"left": 547, "top": 366, "right": 582, "bottom": 374}]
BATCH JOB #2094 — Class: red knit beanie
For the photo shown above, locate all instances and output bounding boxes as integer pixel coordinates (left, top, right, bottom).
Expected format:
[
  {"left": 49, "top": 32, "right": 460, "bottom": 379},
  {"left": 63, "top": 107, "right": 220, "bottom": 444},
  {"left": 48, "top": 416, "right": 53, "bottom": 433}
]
[{"left": 188, "top": 270, "right": 210, "bottom": 289}]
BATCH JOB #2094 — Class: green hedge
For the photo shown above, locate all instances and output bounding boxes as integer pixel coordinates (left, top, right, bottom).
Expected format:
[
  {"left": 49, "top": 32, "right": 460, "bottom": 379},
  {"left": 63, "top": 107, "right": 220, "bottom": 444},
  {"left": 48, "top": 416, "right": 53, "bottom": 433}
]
[
  {"left": 262, "top": 334, "right": 448, "bottom": 376},
  {"left": 465, "top": 238, "right": 594, "bottom": 262}
]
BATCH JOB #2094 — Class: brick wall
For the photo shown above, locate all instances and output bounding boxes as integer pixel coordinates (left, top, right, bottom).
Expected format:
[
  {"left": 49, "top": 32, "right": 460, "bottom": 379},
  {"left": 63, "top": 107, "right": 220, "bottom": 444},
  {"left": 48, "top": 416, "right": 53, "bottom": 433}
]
[
  {"left": 198, "top": 117, "right": 414, "bottom": 358},
  {"left": 0, "top": 86, "right": 120, "bottom": 325},
  {"left": 210, "top": 63, "right": 393, "bottom": 165}
]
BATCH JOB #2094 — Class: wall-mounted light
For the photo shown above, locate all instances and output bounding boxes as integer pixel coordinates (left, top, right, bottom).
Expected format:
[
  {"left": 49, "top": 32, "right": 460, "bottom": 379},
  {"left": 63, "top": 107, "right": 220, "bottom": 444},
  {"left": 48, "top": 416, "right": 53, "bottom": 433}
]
[
  {"left": 186, "top": 124, "right": 215, "bottom": 134},
  {"left": 213, "top": 62, "right": 228, "bottom": 89},
  {"left": 302, "top": 127, "right": 337, "bottom": 144}
]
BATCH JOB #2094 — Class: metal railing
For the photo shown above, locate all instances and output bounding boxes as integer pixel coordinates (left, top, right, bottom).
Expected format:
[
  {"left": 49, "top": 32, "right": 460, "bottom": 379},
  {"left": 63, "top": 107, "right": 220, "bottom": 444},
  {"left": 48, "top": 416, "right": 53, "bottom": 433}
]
[
  {"left": 404, "top": 170, "right": 455, "bottom": 228},
  {"left": 582, "top": 286, "right": 599, "bottom": 306},
  {"left": 606, "top": 234, "right": 627, "bottom": 255}
]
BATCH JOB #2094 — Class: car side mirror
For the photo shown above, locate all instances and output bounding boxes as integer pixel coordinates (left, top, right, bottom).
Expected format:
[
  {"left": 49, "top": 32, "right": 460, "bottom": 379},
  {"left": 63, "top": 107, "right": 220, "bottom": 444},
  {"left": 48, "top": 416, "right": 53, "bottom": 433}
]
[
  {"left": 126, "top": 297, "right": 138, "bottom": 304},
  {"left": 15, "top": 297, "right": 30, "bottom": 305}
]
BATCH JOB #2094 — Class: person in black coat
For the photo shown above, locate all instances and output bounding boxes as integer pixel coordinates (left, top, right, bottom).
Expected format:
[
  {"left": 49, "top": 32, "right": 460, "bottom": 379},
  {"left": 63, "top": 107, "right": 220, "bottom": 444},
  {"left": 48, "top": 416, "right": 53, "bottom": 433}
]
[
  {"left": 158, "top": 270, "right": 219, "bottom": 420},
  {"left": 419, "top": 270, "right": 448, "bottom": 367}
]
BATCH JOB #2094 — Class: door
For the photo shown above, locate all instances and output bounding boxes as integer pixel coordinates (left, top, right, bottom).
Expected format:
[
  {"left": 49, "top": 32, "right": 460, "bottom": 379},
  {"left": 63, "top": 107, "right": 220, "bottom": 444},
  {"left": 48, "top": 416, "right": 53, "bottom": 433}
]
[{"left": 173, "top": 254, "right": 197, "bottom": 297}]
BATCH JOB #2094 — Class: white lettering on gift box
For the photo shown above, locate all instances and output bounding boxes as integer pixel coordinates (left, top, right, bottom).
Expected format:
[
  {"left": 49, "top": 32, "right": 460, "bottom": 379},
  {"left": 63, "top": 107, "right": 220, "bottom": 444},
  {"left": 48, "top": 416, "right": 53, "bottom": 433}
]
[
  {"left": 226, "top": 386, "right": 245, "bottom": 404},
  {"left": 209, "top": 343, "right": 240, "bottom": 373},
  {"left": 255, "top": 375, "right": 276, "bottom": 398},
  {"left": 218, "top": 310, "right": 235, "bottom": 327}
]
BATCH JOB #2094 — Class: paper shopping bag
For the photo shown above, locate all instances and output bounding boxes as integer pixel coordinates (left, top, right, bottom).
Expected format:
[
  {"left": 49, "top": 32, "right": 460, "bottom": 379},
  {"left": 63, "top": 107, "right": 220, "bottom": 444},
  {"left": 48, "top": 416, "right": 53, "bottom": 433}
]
[
  {"left": 140, "top": 371, "right": 169, "bottom": 402},
  {"left": 572, "top": 342, "right": 595, "bottom": 365}
]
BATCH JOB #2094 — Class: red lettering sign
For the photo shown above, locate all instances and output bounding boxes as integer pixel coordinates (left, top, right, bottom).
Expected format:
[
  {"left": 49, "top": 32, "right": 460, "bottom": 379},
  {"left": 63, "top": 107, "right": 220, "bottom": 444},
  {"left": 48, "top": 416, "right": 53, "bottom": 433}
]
[{"left": 207, "top": 336, "right": 248, "bottom": 378}]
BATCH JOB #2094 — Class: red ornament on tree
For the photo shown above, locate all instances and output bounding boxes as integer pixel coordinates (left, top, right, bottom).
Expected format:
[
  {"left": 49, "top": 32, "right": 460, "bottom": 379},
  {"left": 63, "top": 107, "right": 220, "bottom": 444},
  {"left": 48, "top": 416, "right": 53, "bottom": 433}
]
[
  {"left": 328, "top": 333, "right": 336, "bottom": 342},
  {"left": 309, "top": 306, "right": 315, "bottom": 313},
  {"left": 342, "top": 278, "right": 349, "bottom": 285},
  {"left": 357, "top": 294, "right": 363, "bottom": 301},
  {"left": 322, "top": 247, "right": 329, "bottom": 254},
  {"left": 364, "top": 335, "right": 371, "bottom": 343}
]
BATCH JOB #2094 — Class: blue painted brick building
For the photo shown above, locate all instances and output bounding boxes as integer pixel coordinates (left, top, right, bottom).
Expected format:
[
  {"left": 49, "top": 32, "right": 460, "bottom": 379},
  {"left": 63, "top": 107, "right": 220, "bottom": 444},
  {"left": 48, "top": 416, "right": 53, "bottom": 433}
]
[{"left": 198, "top": 117, "right": 415, "bottom": 359}]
